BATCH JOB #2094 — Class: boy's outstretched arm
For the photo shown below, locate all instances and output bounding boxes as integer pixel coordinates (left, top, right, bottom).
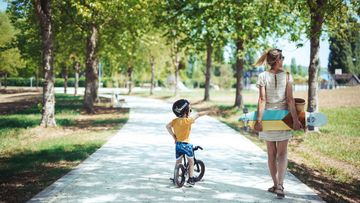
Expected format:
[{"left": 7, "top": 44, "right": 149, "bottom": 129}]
[
  {"left": 192, "top": 111, "right": 209, "bottom": 121},
  {"left": 166, "top": 122, "right": 176, "bottom": 143}
]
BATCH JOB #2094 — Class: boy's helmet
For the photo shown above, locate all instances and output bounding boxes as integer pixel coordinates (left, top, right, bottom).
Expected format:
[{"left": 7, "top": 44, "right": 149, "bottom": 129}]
[{"left": 172, "top": 99, "right": 190, "bottom": 117}]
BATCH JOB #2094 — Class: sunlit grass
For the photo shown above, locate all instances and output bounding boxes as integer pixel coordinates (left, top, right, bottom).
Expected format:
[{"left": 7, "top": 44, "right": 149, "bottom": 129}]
[
  {"left": 304, "top": 107, "right": 360, "bottom": 167},
  {"left": 0, "top": 93, "right": 129, "bottom": 202}
]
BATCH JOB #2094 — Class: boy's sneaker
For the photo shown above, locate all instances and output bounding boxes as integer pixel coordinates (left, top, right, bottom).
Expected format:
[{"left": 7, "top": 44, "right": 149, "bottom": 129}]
[{"left": 186, "top": 177, "right": 196, "bottom": 186}]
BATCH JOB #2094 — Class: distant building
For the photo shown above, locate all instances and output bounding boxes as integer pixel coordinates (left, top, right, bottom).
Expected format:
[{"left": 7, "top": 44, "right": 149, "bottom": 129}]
[
  {"left": 333, "top": 74, "right": 360, "bottom": 87},
  {"left": 320, "top": 72, "right": 336, "bottom": 89}
]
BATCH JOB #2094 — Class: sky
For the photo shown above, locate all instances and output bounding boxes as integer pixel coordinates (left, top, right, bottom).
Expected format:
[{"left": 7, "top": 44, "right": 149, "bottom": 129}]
[
  {"left": 0, "top": 1, "right": 330, "bottom": 68},
  {"left": 0, "top": 0, "right": 5, "bottom": 11},
  {"left": 275, "top": 39, "right": 329, "bottom": 68}
]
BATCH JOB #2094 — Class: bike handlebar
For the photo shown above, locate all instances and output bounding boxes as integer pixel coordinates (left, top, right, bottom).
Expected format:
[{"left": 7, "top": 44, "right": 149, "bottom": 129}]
[{"left": 193, "top": 146, "right": 203, "bottom": 151}]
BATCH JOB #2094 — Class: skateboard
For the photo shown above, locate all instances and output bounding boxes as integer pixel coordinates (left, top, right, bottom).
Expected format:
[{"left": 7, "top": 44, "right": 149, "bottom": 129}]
[{"left": 239, "top": 108, "right": 327, "bottom": 131}]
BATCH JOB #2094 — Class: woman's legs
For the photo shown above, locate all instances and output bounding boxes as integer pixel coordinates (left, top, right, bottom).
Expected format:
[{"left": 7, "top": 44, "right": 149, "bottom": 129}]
[
  {"left": 276, "top": 140, "right": 289, "bottom": 186},
  {"left": 266, "top": 141, "right": 278, "bottom": 187}
]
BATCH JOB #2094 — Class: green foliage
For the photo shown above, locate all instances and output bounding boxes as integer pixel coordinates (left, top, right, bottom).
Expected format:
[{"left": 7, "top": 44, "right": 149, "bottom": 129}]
[
  {"left": 0, "top": 47, "right": 24, "bottom": 76},
  {"left": 221, "top": 1, "right": 298, "bottom": 53},
  {"left": 328, "top": 19, "right": 360, "bottom": 76},
  {"left": 6, "top": 1, "right": 41, "bottom": 78},
  {"left": 0, "top": 77, "right": 86, "bottom": 87},
  {"left": 328, "top": 36, "right": 354, "bottom": 74},
  {"left": 290, "top": 58, "right": 297, "bottom": 75},
  {"left": 213, "top": 64, "right": 235, "bottom": 89},
  {"left": 0, "top": 12, "right": 16, "bottom": 46},
  {"left": 0, "top": 12, "right": 24, "bottom": 76}
]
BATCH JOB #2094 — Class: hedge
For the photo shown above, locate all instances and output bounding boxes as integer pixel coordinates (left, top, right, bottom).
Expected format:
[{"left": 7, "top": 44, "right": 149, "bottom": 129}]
[{"left": 0, "top": 77, "right": 86, "bottom": 87}]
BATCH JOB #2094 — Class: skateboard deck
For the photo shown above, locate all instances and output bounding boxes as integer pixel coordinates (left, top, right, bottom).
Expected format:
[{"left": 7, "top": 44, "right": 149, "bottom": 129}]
[{"left": 239, "top": 110, "right": 327, "bottom": 131}]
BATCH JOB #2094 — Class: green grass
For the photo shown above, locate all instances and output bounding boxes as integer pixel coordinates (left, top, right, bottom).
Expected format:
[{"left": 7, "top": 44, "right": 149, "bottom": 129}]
[
  {"left": 0, "top": 130, "right": 116, "bottom": 177},
  {"left": 0, "top": 93, "right": 129, "bottom": 202},
  {"left": 221, "top": 105, "right": 360, "bottom": 179},
  {"left": 0, "top": 94, "right": 82, "bottom": 148},
  {"left": 92, "top": 118, "right": 129, "bottom": 126},
  {"left": 304, "top": 107, "right": 360, "bottom": 167}
]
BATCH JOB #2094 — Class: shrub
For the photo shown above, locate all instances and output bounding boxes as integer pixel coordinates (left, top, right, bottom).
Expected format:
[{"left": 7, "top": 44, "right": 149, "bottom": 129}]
[{"left": 0, "top": 77, "right": 86, "bottom": 87}]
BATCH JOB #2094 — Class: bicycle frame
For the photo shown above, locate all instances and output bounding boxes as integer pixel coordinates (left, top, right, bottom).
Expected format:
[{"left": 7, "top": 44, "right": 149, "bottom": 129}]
[{"left": 180, "top": 146, "right": 202, "bottom": 175}]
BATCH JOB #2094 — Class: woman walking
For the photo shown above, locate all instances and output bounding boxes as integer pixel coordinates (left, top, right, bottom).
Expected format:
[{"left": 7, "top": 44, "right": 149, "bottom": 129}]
[{"left": 254, "top": 49, "right": 302, "bottom": 198}]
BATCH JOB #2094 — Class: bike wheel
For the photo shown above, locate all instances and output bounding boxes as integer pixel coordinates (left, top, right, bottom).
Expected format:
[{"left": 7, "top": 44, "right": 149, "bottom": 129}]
[
  {"left": 174, "top": 164, "right": 186, "bottom": 187},
  {"left": 194, "top": 159, "right": 205, "bottom": 181}
]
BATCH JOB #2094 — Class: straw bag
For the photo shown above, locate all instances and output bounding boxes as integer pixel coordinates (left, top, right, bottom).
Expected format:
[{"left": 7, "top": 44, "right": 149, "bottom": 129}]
[
  {"left": 284, "top": 72, "right": 306, "bottom": 129},
  {"left": 286, "top": 72, "right": 305, "bottom": 111}
]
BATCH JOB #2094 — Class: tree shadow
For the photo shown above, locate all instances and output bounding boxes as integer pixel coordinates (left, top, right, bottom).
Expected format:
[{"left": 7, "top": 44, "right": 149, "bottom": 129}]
[
  {"left": 288, "top": 160, "right": 360, "bottom": 203},
  {"left": 0, "top": 117, "right": 41, "bottom": 128},
  {"left": 0, "top": 144, "right": 102, "bottom": 203}
]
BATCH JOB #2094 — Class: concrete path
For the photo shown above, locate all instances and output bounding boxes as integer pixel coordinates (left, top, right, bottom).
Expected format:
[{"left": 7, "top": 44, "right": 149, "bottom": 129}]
[{"left": 29, "top": 96, "right": 323, "bottom": 202}]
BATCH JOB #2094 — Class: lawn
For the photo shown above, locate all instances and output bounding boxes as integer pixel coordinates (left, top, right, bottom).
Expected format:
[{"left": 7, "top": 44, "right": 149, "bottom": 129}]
[
  {"left": 136, "top": 87, "right": 360, "bottom": 203},
  {"left": 0, "top": 94, "right": 129, "bottom": 202}
]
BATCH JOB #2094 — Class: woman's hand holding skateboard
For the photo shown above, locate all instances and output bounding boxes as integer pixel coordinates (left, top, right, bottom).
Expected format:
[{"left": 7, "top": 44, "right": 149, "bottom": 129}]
[
  {"left": 254, "top": 120, "right": 263, "bottom": 132},
  {"left": 293, "top": 119, "right": 303, "bottom": 131}
]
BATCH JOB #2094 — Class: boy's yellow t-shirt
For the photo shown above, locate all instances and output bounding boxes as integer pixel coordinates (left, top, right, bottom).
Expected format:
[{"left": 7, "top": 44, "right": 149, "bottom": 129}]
[{"left": 171, "top": 117, "right": 194, "bottom": 143}]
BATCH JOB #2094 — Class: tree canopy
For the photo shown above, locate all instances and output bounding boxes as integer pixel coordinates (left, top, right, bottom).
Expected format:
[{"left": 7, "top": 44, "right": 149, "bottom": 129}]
[
  {"left": 0, "top": 12, "right": 24, "bottom": 77},
  {"left": 3, "top": 0, "right": 359, "bottom": 116}
]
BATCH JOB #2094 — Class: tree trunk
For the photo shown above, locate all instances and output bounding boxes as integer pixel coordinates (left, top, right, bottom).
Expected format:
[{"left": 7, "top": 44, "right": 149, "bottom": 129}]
[
  {"left": 84, "top": 24, "right": 99, "bottom": 113},
  {"left": 127, "top": 65, "right": 133, "bottom": 95},
  {"left": 174, "top": 53, "right": 180, "bottom": 97},
  {"left": 307, "top": 0, "right": 324, "bottom": 112},
  {"left": 204, "top": 42, "right": 213, "bottom": 101},
  {"left": 36, "top": 66, "right": 40, "bottom": 88},
  {"left": 35, "top": 0, "right": 56, "bottom": 127},
  {"left": 74, "top": 61, "right": 80, "bottom": 96},
  {"left": 94, "top": 58, "right": 99, "bottom": 102},
  {"left": 62, "top": 65, "right": 68, "bottom": 94},
  {"left": 4, "top": 73, "right": 7, "bottom": 88},
  {"left": 170, "top": 38, "right": 180, "bottom": 97},
  {"left": 234, "top": 39, "right": 244, "bottom": 108},
  {"left": 150, "top": 56, "right": 155, "bottom": 95}
]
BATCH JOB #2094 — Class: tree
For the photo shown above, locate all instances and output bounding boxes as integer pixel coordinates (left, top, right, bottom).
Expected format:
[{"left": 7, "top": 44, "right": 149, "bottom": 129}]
[
  {"left": 140, "top": 32, "right": 172, "bottom": 95},
  {"left": 328, "top": 19, "right": 360, "bottom": 76},
  {"left": 160, "top": 3, "right": 198, "bottom": 97},
  {"left": 351, "top": 28, "right": 360, "bottom": 77},
  {"left": 7, "top": 1, "right": 42, "bottom": 85},
  {"left": 52, "top": 2, "right": 86, "bottom": 96},
  {"left": 295, "top": 0, "right": 359, "bottom": 111},
  {"left": 328, "top": 36, "right": 354, "bottom": 74},
  {"left": 34, "top": 0, "right": 56, "bottom": 127},
  {"left": 161, "top": 1, "right": 228, "bottom": 101},
  {"left": 0, "top": 12, "right": 24, "bottom": 87},
  {"left": 221, "top": 1, "right": 296, "bottom": 108},
  {"left": 290, "top": 58, "right": 297, "bottom": 75}
]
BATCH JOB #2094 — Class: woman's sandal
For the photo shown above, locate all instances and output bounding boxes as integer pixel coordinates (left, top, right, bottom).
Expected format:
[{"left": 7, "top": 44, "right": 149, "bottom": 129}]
[
  {"left": 267, "top": 186, "right": 277, "bottom": 193},
  {"left": 275, "top": 184, "right": 285, "bottom": 199}
]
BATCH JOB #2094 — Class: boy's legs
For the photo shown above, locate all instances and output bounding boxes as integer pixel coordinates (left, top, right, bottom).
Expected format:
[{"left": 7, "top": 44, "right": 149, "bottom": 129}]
[
  {"left": 187, "top": 157, "right": 194, "bottom": 178},
  {"left": 175, "top": 142, "right": 195, "bottom": 184},
  {"left": 174, "top": 156, "right": 182, "bottom": 169}
]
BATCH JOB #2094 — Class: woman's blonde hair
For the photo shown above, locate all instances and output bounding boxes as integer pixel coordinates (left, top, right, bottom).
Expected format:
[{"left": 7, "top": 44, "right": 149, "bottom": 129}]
[{"left": 254, "top": 48, "right": 282, "bottom": 68}]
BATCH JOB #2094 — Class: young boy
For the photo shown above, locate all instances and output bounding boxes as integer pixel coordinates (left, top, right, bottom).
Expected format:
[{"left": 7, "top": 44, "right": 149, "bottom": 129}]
[{"left": 166, "top": 99, "right": 207, "bottom": 186}]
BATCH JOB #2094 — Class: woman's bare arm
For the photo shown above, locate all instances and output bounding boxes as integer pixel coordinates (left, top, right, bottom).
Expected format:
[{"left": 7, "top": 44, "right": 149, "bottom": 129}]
[
  {"left": 254, "top": 85, "right": 266, "bottom": 132},
  {"left": 286, "top": 80, "right": 302, "bottom": 130}
]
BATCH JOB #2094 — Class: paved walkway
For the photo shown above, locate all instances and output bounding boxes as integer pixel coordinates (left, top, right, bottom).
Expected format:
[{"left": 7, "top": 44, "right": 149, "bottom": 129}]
[{"left": 29, "top": 96, "right": 323, "bottom": 202}]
